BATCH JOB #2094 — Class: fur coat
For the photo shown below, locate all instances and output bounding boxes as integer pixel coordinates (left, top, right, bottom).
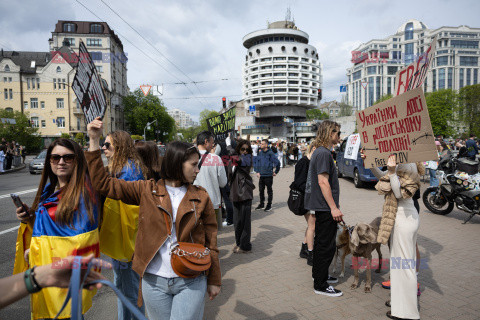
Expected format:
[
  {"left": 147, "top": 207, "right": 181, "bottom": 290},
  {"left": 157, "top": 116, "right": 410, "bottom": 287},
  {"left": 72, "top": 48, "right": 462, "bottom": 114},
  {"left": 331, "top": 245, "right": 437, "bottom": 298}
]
[{"left": 375, "top": 164, "right": 422, "bottom": 244}]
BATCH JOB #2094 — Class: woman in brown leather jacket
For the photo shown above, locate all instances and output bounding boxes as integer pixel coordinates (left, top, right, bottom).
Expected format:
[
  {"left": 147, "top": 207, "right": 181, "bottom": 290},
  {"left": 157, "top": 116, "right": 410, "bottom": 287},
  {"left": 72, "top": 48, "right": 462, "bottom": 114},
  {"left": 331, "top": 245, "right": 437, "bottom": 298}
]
[{"left": 86, "top": 118, "right": 220, "bottom": 320}]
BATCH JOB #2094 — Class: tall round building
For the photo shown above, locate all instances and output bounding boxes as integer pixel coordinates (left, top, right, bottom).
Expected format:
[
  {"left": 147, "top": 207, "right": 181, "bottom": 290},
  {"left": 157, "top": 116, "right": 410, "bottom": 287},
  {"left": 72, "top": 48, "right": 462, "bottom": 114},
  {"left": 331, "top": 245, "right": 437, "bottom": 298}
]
[{"left": 242, "top": 20, "right": 322, "bottom": 138}]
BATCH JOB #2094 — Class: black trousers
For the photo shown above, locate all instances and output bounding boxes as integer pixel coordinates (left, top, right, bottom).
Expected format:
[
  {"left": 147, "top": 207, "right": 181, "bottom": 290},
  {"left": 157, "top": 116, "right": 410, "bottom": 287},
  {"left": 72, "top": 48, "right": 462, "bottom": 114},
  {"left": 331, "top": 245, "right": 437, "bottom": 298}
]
[
  {"left": 258, "top": 176, "right": 273, "bottom": 206},
  {"left": 220, "top": 185, "right": 234, "bottom": 224},
  {"left": 312, "top": 210, "right": 337, "bottom": 289},
  {"left": 233, "top": 200, "right": 252, "bottom": 251}
]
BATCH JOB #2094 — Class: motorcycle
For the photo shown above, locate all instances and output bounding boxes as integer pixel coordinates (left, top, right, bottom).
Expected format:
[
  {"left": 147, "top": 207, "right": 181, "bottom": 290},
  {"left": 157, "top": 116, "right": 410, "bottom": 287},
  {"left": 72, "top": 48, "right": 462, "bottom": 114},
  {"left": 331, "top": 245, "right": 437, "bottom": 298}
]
[{"left": 423, "top": 154, "right": 480, "bottom": 224}]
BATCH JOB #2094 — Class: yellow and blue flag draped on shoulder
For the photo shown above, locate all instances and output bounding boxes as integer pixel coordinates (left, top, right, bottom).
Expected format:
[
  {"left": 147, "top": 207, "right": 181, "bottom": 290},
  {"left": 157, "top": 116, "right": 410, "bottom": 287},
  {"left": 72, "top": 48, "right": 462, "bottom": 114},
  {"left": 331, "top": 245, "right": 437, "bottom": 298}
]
[
  {"left": 13, "top": 184, "right": 100, "bottom": 320},
  {"left": 99, "top": 162, "right": 143, "bottom": 262}
]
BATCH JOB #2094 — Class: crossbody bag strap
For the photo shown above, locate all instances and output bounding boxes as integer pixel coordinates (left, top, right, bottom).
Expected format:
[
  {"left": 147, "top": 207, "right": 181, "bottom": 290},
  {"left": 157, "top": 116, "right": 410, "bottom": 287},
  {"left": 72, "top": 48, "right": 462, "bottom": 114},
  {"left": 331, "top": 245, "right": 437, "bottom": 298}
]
[{"left": 198, "top": 153, "right": 208, "bottom": 170}]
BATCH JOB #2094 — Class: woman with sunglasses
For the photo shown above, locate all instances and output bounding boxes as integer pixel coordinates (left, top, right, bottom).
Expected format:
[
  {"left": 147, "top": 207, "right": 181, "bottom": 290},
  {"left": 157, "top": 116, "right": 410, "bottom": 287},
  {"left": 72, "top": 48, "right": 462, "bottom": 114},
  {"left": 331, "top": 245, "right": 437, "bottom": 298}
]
[
  {"left": 226, "top": 137, "right": 255, "bottom": 253},
  {"left": 100, "top": 130, "right": 146, "bottom": 320},
  {"left": 14, "top": 138, "right": 101, "bottom": 319},
  {"left": 86, "top": 118, "right": 221, "bottom": 319}
]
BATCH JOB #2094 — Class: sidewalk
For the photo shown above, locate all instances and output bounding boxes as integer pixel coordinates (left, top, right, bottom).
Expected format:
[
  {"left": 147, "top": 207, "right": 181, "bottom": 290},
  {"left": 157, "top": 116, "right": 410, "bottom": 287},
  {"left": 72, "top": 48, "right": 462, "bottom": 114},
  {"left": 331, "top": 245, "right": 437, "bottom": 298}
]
[{"left": 203, "top": 166, "right": 480, "bottom": 320}]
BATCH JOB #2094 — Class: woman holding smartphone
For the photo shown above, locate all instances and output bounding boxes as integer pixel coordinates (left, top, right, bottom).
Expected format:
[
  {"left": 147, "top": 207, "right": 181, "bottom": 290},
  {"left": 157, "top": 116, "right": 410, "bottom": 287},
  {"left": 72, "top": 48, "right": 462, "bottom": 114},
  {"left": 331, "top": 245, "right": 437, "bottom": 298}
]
[
  {"left": 86, "top": 118, "right": 221, "bottom": 319},
  {"left": 14, "top": 138, "right": 101, "bottom": 319}
]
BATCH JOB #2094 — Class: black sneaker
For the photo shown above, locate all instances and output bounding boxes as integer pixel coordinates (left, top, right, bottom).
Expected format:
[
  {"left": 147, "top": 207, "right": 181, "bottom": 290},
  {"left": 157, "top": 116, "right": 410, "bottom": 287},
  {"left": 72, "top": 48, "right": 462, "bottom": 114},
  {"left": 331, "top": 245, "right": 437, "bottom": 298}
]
[
  {"left": 255, "top": 204, "right": 264, "bottom": 210},
  {"left": 327, "top": 275, "right": 338, "bottom": 284},
  {"left": 264, "top": 205, "right": 272, "bottom": 212},
  {"left": 307, "top": 251, "right": 313, "bottom": 266},
  {"left": 314, "top": 285, "right": 343, "bottom": 297},
  {"left": 299, "top": 243, "right": 308, "bottom": 259}
]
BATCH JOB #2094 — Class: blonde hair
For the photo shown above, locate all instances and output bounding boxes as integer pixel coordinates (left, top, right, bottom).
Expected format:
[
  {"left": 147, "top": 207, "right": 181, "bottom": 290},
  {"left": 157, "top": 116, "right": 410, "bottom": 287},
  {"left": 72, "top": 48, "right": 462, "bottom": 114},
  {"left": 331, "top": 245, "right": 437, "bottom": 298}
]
[
  {"left": 314, "top": 120, "right": 340, "bottom": 148},
  {"left": 107, "top": 130, "right": 146, "bottom": 178}
]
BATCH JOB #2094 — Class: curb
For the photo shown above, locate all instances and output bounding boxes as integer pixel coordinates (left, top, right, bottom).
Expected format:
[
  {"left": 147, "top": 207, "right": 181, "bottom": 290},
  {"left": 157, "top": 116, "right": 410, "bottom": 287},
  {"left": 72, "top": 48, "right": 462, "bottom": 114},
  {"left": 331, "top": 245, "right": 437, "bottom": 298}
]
[{"left": 0, "top": 164, "right": 26, "bottom": 175}]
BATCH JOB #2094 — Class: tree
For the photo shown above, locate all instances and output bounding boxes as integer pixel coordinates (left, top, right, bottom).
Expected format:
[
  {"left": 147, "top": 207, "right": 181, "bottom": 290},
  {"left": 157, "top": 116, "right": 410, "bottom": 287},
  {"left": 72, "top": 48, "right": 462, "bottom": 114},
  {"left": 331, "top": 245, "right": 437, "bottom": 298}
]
[
  {"left": 61, "top": 133, "right": 70, "bottom": 139},
  {"left": 458, "top": 84, "right": 480, "bottom": 136},
  {"left": 306, "top": 108, "right": 329, "bottom": 120},
  {"left": 0, "top": 109, "right": 43, "bottom": 153},
  {"left": 199, "top": 109, "right": 220, "bottom": 131},
  {"left": 177, "top": 126, "right": 203, "bottom": 143},
  {"left": 122, "top": 89, "right": 176, "bottom": 141},
  {"left": 373, "top": 94, "right": 393, "bottom": 105},
  {"left": 425, "top": 89, "right": 457, "bottom": 137},
  {"left": 74, "top": 132, "right": 85, "bottom": 146}
]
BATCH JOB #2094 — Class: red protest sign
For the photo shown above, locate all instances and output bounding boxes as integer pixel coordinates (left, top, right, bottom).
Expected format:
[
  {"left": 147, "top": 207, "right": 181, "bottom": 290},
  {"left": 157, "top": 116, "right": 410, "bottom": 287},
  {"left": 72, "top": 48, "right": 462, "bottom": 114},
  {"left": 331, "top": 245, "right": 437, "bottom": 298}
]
[
  {"left": 394, "top": 36, "right": 438, "bottom": 96},
  {"left": 356, "top": 87, "right": 438, "bottom": 167}
]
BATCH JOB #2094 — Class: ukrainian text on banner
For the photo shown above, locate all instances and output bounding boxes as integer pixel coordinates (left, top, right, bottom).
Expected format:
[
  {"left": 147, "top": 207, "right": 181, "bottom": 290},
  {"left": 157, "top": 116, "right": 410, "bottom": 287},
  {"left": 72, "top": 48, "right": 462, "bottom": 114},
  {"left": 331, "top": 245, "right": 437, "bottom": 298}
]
[
  {"left": 344, "top": 133, "right": 361, "bottom": 160},
  {"left": 72, "top": 41, "right": 107, "bottom": 124},
  {"left": 206, "top": 107, "right": 236, "bottom": 142},
  {"left": 356, "top": 87, "right": 438, "bottom": 168},
  {"left": 394, "top": 36, "right": 438, "bottom": 96}
]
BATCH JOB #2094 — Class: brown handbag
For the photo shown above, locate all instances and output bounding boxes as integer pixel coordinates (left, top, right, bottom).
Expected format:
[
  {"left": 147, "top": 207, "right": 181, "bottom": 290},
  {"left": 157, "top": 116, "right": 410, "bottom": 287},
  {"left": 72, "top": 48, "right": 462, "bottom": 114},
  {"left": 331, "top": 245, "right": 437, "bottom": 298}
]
[{"left": 162, "top": 208, "right": 211, "bottom": 278}]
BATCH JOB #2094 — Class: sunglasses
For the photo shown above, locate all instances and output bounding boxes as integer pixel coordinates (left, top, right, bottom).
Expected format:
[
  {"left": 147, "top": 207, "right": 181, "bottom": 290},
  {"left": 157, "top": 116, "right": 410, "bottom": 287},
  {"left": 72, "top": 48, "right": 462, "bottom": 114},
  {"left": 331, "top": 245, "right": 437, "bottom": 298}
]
[
  {"left": 102, "top": 142, "right": 111, "bottom": 149},
  {"left": 50, "top": 154, "right": 76, "bottom": 164},
  {"left": 240, "top": 148, "right": 248, "bottom": 151},
  {"left": 333, "top": 130, "right": 341, "bottom": 136}
]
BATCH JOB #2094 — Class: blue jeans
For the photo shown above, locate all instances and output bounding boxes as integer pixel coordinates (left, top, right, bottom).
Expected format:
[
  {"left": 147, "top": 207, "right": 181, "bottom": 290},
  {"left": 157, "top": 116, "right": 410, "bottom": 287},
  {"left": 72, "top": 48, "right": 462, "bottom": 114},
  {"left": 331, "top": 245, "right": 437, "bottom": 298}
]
[
  {"left": 113, "top": 259, "right": 145, "bottom": 320},
  {"left": 142, "top": 273, "right": 207, "bottom": 320},
  {"left": 429, "top": 169, "right": 439, "bottom": 187}
]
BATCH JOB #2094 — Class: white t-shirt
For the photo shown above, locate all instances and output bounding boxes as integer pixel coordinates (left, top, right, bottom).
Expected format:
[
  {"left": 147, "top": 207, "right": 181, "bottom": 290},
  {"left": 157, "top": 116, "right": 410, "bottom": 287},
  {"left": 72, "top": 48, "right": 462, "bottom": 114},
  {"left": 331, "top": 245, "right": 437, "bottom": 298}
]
[
  {"left": 145, "top": 184, "right": 187, "bottom": 278},
  {"left": 252, "top": 144, "right": 258, "bottom": 157}
]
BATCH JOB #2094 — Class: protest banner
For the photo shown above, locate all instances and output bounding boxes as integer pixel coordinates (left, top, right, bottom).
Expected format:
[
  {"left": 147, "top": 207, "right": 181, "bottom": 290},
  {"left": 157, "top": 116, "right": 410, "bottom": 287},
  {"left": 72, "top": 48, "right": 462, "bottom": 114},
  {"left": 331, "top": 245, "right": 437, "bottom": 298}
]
[
  {"left": 356, "top": 87, "right": 438, "bottom": 168},
  {"left": 394, "top": 36, "right": 437, "bottom": 96},
  {"left": 206, "top": 107, "right": 236, "bottom": 142},
  {"left": 72, "top": 41, "right": 107, "bottom": 124},
  {"left": 344, "top": 133, "right": 361, "bottom": 160}
]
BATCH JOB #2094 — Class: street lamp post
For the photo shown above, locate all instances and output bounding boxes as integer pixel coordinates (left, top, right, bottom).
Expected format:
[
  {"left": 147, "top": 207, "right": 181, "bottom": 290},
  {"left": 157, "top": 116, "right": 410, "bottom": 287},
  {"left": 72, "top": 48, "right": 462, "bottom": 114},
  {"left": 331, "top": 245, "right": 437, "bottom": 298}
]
[{"left": 143, "top": 119, "right": 157, "bottom": 141}]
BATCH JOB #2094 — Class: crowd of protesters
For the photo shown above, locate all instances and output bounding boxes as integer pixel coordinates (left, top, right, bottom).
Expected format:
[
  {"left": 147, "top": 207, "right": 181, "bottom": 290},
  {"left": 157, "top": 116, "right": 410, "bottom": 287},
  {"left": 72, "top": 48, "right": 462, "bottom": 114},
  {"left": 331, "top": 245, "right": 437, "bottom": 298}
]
[{"left": 0, "top": 138, "right": 26, "bottom": 172}]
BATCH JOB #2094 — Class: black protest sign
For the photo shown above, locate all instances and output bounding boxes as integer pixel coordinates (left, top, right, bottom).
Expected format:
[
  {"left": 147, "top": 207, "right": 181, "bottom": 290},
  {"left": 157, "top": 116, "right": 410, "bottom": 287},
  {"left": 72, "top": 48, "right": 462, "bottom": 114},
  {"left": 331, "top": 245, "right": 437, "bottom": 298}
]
[
  {"left": 72, "top": 42, "right": 107, "bottom": 124},
  {"left": 206, "top": 108, "right": 236, "bottom": 142}
]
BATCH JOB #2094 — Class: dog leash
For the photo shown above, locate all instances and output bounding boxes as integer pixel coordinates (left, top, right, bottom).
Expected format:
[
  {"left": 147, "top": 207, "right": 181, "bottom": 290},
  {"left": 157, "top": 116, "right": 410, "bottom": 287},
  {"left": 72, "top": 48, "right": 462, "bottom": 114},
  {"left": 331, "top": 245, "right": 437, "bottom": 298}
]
[{"left": 53, "top": 256, "right": 147, "bottom": 320}]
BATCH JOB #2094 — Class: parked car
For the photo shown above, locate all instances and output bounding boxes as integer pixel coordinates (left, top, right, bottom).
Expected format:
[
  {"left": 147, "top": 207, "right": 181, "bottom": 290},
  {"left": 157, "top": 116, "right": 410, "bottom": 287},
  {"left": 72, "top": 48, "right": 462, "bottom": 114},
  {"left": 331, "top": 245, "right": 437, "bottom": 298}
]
[
  {"left": 336, "top": 138, "right": 378, "bottom": 188},
  {"left": 29, "top": 149, "right": 47, "bottom": 174}
]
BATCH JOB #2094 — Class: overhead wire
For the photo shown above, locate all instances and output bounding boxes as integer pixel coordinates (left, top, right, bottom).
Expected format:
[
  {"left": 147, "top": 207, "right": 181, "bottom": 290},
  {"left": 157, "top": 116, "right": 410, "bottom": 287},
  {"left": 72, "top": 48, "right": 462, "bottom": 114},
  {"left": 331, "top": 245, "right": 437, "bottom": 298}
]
[{"left": 74, "top": 0, "right": 207, "bottom": 107}]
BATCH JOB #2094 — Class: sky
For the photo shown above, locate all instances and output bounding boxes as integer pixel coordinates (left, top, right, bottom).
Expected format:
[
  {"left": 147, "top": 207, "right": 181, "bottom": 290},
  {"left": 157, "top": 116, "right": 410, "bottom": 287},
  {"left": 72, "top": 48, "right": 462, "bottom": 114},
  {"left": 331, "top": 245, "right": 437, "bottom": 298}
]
[{"left": 0, "top": 0, "right": 479, "bottom": 121}]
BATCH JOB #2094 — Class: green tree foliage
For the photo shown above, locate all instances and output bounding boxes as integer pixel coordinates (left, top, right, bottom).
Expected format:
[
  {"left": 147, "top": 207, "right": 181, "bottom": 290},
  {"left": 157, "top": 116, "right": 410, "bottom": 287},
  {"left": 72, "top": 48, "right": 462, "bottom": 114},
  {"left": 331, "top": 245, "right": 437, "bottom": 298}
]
[
  {"left": 458, "top": 84, "right": 480, "bottom": 136},
  {"left": 74, "top": 132, "right": 85, "bottom": 146},
  {"left": 338, "top": 102, "right": 353, "bottom": 117},
  {"left": 61, "top": 133, "right": 70, "bottom": 139},
  {"left": 0, "top": 109, "right": 43, "bottom": 153},
  {"left": 199, "top": 109, "right": 220, "bottom": 131},
  {"left": 306, "top": 108, "right": 329, "bottom": 120},
  {"left": 425, "top": 89, "right": 456, "bottom": 137},
  {"left": 122, "top": 89, "right": 176, "bottom": 141},
  {"left": 373, "top": 94, "right": 393, "bottom": 105},
  {"left": 177, "top": 126, "right": 203, "bottom": 143}
]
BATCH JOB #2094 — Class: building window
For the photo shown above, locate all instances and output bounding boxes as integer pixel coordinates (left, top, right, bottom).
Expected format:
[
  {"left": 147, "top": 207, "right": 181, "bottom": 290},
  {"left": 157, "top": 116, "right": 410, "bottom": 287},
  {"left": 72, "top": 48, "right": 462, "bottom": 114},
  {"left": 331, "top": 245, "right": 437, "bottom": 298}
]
[
  {"left": 30, "top": 98, "right": 38, "bottom": 109},
  {"left": 77, "top": 118, "right": 81, "bottom": 131},
  {"left": 4, "top": 65, "right": 10, "bottom": 72},
  {"left": 41, "top": 120, "right": 46, "bottom": 128},
  {"left": 24, "top": 101, "right": 28, "bottom": 109},
  {"left": 62, "top": 79, "right": 66, "bottom": 89},
  {"left": 367, "top": 66, "right": 376, "bottom": 75},
  {"left": 9, "top": 89, "right": 12, "bottom": 99},
  {"left": 288, "top": 73, "right": 298, "bottom": 77},
  {"left": 3, "top": 89, "right": 7, "bottom": 100},
  {"left": 273, "top": 57, "right": 286, "bottom": 61},
  {"left": 31, "top": 117, "right": 39, "bottom": 128},
  {"left": 90, "top": 23, "right": 103, "bottom": 33},
  {"left": 3, "top": 77, "right": 6, "bottom": 82},
  {"left": 5, "top": 107, "right": 13, "bottom": 113},
  {"left": 37, "top": 78, "right": 40, "bottom": 90},
  {"left": 56, "top": 66, "right": 62, "bottom": 73},
  {"left": 460, "top": 68, "right": 464, "bottom": 88},
  {"left": 448, "top": 68, "right": 453, "bottom": 88},
  {"left": 404, "top": 22, "right": 414, "bottom": 40},
  {"left": 27, "top": 78, "right": 30, "bottom": 90},
  {"left": 474, "top": 69, "right": 478, "bottom": 84},
  {"left": 353, "top": 70, "right": 362, "bottom": 81},
  {"left": 368, "top": 77, "right": 374, "bottom": 107},
  {"left": 8, "top": 77, "right": 12, "bottom": 82},
  {"left": 57, "top": 98, "right": 64, "bottom": 109},
  {"left": 63, "top": 37, "right": 75, "bottom": 46},
  {"left": 63, "top": 23, "right": 76, "bottom": 32},
  {"left": 53, "top": 78, "right": 56, "bottom": 89},
  {"left": 376, "top": 76, "right": 381, "bottom": 102},
  {"left": 451, "top": 40, "right": 479, "bottom": 49},
  {"left": 387, "top": 77, "right": 392, "bottom": 95},
  {"left": 467, "top": 69, "right": 471, "bottom": 86},
  {"left": 459, "top": 56, "right": 478, "bottom": 66},
  {"left": 432, "top": 69, "right": 436, "bottom": 91},
  {"left": 437, "top": 56, "right": 449, "bottom": 66},
  {"left": 86, "top": 38, "right": 102, "bottom": 47},
  {"left": 405, "top": 43, "right": 414, "bottom": 64},
  {"left": 438, "top": 68, "right": 445, "bottom": 89},
  {"left": 56, "top": 117, "right": 65, "bottom": 128}
]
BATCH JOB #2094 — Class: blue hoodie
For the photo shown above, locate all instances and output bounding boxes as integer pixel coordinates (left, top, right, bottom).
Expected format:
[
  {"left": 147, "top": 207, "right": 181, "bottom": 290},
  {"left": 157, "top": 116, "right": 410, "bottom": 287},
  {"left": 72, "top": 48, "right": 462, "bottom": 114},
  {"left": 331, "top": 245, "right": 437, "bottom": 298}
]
[{"left": 254, "top": 148, "right": 280, "bottom": 177}]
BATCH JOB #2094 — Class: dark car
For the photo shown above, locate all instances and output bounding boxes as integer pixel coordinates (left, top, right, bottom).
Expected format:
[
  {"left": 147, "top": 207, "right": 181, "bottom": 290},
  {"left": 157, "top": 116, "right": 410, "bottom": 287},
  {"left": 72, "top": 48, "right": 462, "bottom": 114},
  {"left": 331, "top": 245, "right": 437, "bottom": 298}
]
[
  {"left": 29, "top": 149, "right": 47, "bottom": 174},
  {"left": 336, "top": 137, "right": 378, "bottom": 188}
]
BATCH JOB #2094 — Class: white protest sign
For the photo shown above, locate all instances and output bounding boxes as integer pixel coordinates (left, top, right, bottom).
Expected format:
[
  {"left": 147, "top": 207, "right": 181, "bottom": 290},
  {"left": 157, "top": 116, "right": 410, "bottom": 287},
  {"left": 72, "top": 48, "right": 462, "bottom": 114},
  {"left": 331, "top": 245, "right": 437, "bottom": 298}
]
[
  {"left": 394, "top": 36, "right": 438, "bottom": 96},
  {"left": 72, "top": 42, "right": 107, "bottom": 124},
  {"left": 344, "top": 133, "right": 361, "bottom": 160},
  {"left": 356, "top": 87, "right": 438, "bottom": 168}
]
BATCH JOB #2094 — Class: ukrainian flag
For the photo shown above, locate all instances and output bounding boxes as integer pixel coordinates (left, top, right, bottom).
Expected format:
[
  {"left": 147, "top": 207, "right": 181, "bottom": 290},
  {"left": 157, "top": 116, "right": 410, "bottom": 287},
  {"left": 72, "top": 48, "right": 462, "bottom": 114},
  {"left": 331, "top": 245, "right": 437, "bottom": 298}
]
[{"left": 14, "top": 186, "right": 100, "bottom": 320}]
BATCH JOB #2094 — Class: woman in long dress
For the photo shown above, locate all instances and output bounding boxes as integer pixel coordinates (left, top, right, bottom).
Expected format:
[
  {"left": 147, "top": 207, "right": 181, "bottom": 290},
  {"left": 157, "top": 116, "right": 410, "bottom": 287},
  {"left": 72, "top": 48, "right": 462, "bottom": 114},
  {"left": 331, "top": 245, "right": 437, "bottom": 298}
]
[{"left": 370, "top": 155, "right": 422, "bottom": 320}]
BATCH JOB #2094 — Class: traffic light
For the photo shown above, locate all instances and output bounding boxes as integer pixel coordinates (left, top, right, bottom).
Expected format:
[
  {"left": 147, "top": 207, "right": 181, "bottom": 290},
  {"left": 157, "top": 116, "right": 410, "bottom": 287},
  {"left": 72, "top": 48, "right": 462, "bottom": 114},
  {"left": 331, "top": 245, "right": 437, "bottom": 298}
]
[
  {"left": 222, "top": 97, "right": 226, "bottom": 109},
  {"left": 317, "top": 89, "right": 322, "bottom": 100}
]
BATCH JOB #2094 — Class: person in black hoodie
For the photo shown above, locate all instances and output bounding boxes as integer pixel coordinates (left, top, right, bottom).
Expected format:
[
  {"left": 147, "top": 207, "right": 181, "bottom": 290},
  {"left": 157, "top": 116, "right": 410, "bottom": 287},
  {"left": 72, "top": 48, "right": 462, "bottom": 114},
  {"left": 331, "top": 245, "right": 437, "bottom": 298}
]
[
  {"left": 226, "top": 137, "right": 255, "bottom": 253},
  {"left": 291, "top": 143, "right": 318, "bottom": 266}
]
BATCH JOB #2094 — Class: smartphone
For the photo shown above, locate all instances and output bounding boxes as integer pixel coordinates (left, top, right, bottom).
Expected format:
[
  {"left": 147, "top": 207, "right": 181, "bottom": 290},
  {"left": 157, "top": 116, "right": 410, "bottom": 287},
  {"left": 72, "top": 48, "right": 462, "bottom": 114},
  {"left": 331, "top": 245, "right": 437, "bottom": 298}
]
[{"left": 11, "top": 193, "right": 28, "bottom": 212}]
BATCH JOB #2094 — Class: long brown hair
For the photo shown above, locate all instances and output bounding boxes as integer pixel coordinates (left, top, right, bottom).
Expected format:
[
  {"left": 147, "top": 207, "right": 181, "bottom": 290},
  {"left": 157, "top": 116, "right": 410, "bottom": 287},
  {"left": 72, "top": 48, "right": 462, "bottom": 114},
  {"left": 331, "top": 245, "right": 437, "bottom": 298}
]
[
  {"left": 30, "top": 138, "right": 95, "bottom": 226},
  {"left": 135, "top": 141, "right": 163, "bottom": 180},
  {"left": 314, "top": 120, "right": 340, "bottom": 149},
  {"left": 107, "top": 130, "right": 146, "bottom": 178}
]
